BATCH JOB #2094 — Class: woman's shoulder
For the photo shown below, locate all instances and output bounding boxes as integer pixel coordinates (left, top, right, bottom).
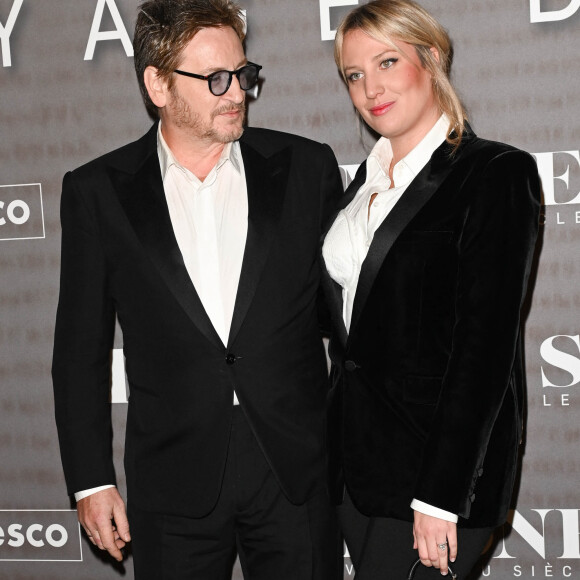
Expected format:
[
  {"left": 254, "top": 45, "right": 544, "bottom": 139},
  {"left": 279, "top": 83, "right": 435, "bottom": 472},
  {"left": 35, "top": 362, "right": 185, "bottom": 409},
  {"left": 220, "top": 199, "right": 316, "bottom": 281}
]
[{"left": 457, "top": 132, "right": 536, "bottom": 172}]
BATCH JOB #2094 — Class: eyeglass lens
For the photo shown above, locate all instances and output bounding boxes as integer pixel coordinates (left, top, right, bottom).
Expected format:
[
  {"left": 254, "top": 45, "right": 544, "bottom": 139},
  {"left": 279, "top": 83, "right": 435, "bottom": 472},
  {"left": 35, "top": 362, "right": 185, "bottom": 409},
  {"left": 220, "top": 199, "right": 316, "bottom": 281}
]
[{"left": 210, "top": 65, "right": 259, "bottom": 96}]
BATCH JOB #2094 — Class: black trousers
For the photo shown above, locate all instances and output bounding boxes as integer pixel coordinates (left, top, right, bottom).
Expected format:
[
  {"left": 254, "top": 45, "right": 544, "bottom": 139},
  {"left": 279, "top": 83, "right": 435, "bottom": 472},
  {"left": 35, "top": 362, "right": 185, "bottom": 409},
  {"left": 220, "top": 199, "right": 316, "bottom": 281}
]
[
  {"left": 339, "top": 492, "right": 493, "bottom": 579},
  {"left": 128, "top": 407, "right": 342, "bottom": 580}
]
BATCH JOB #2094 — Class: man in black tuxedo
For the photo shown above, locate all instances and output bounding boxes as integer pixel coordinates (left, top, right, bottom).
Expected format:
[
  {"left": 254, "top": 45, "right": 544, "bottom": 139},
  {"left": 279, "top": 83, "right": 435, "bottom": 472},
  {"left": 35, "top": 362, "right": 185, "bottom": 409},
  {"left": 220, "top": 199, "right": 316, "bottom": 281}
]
[{"left": 51, "top": 1, "right": 343, "bottom": 578}]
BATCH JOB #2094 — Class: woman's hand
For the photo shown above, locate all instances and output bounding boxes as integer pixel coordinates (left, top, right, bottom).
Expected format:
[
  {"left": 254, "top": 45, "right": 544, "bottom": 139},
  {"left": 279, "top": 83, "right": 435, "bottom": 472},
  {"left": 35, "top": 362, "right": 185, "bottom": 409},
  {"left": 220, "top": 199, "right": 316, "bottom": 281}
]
[{"left": 413, "top": 511, "right": 457, "bottom": 575}]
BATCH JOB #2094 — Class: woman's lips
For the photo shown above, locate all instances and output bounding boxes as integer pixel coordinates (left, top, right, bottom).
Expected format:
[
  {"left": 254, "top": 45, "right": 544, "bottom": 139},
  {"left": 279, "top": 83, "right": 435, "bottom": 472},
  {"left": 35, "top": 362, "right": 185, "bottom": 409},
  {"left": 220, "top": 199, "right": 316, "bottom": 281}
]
[{"left": 369, "top": 102, "right": 395, "bottom": 116}]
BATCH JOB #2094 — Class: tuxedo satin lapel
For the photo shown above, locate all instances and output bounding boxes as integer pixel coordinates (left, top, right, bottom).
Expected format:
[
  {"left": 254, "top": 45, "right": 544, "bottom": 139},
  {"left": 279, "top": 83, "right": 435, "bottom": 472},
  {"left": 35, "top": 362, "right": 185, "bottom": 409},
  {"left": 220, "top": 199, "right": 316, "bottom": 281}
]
[
  {"left": 227, "top": 141, "right": 290, "bottom": 346},
  {"left": 348, "top": 141, "right": 458, "bottom": 342},
  {"left": 319, "top": 162, "right": 367, "bottom": 350},
  {"left": 112, "top": 154, "right": 224, "bottom": 349}
]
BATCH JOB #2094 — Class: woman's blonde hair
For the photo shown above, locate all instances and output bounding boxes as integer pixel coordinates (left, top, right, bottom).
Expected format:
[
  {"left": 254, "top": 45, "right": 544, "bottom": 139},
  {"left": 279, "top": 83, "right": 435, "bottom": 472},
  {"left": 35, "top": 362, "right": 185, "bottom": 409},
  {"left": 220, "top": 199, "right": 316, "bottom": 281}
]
[{"left": 334, "top": 0, "right": 467, "bottom": 149}]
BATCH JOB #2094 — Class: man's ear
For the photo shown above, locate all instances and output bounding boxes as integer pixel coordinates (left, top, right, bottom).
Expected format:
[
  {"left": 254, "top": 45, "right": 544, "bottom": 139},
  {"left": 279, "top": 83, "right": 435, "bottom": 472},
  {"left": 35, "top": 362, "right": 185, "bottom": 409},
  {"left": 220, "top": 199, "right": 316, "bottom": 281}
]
[
  {"left": 144, "top": 66, "right": 169, "bottom": 108},
  {"left": 429, "top": 46, "right": 440, "bottom": 63}
]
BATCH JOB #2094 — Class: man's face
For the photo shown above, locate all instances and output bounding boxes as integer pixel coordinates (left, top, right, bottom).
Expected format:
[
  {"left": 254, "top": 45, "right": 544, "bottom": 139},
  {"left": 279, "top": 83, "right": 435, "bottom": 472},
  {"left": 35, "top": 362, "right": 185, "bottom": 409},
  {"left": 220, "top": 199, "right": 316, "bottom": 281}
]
[{"left": 163, "top": 26, "right": 247, "bottom": 146}]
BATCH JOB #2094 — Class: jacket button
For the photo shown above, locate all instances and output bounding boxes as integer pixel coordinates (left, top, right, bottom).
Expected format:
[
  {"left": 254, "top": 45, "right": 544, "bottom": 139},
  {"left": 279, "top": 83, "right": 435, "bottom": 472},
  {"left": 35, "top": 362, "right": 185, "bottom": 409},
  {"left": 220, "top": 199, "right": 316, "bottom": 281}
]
[
  {"left": 344, "top": 360, "right": 358, "bottom": 372},
  {"left": 470, "top": 493, "right": 476, "bottom": 503},
  {"left": 226, "top": 353, "right": 236, "bottom": 365}
]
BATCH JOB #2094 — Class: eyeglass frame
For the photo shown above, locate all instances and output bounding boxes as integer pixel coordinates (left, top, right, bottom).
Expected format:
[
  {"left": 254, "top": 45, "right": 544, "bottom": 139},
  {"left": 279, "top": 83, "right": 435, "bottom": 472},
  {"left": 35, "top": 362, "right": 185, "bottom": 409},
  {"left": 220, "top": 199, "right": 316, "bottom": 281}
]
[{"left": 173, "top": 62, "right": 262, "bottom": 96}]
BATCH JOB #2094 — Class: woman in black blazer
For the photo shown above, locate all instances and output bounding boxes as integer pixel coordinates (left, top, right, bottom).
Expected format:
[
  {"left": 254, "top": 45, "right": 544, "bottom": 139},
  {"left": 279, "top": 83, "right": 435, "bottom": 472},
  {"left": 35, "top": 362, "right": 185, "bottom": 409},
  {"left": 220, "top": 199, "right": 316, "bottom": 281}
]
[{"left": 321, "top": 1, "right": 541, "bottom": 577}]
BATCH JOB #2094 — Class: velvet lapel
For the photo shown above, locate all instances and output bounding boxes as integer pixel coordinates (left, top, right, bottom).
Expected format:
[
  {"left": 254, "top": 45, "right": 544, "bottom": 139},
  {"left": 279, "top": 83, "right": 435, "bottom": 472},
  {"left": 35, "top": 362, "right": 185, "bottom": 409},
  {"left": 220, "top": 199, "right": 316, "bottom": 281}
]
[
  {"left": 320, "top": 162, "right": 368, "bottom": 350},
  {"left": 112, "top": 129, "right": 224, "bottom": 350},
  {"left": 348, "top": 139, "right": 459, "bottom": 344},
  {"left": 227, "top": 140, "right": 290, "bottom": 347}
]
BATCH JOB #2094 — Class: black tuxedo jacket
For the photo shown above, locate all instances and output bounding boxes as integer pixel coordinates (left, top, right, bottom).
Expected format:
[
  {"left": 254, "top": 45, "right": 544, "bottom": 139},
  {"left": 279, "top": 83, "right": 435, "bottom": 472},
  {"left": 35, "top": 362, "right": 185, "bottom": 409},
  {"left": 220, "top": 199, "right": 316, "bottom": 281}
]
[
  {"left": 322, "top": 128, "right": 541, "bottom": 528},
  {"left": 52, "top": 123, "right": 343, "bottom": 517}
]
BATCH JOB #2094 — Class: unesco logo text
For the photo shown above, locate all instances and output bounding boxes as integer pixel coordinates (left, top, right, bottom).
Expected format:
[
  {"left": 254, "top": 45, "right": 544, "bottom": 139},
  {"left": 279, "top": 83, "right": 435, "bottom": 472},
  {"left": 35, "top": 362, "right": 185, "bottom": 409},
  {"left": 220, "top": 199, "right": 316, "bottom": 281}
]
[
  {"left": 0, "top": 184, "right": 45, "bottom": 241},
  {"left": 0, "top": 510, "right": 82, "bottom": 562}
]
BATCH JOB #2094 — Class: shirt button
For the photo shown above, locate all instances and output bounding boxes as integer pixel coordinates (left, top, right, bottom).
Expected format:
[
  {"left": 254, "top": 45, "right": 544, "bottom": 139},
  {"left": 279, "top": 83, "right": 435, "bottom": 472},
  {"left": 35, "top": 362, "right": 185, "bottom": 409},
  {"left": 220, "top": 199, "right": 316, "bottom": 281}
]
[{"left": 226, "top": 353, "right": 236, "bottom": 365}]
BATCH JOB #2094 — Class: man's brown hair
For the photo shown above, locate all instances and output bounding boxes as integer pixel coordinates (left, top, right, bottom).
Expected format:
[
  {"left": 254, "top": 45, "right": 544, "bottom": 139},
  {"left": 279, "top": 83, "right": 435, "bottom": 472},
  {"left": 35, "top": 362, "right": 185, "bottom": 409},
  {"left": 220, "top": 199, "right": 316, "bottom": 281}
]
[{"left": 134, "top": 0, "right": 246, "bottom": 118}]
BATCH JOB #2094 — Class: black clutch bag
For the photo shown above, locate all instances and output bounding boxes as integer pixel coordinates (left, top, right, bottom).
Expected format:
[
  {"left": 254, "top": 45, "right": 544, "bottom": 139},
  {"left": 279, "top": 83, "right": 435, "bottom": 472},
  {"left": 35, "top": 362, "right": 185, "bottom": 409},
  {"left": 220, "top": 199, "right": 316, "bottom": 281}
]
[{"left": 407, "top": 558, "right": 457, "bottom": 579}]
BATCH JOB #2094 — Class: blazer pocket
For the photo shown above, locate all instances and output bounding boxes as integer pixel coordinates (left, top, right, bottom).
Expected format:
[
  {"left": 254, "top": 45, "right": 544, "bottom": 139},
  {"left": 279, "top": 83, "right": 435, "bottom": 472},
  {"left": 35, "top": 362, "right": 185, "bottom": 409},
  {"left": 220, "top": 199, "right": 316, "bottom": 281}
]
[
  {"left": 404, "top": 375, "right": 443, "bottom": 405},
  {"left": 127, "top": 387, "right": 164, "bottom": 434}
]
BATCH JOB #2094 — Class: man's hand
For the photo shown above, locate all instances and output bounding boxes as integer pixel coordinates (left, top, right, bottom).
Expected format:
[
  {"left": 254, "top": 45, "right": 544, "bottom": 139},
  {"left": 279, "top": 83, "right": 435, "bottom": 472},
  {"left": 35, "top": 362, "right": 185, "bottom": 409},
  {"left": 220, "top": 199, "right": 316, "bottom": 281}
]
[
  {"left": 77, "top": 488, "right": 131, "bottom": 562},
  {"left": 413, "top": 511, "right": 457, "bottom": 576}
]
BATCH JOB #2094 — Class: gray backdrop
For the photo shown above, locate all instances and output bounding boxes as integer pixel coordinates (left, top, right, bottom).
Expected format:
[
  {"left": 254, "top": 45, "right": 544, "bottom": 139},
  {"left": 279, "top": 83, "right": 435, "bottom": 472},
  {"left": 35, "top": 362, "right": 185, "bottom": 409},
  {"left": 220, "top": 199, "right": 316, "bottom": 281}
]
[{"left": 1, "top": 0, "right": 579, "bottom": 578}]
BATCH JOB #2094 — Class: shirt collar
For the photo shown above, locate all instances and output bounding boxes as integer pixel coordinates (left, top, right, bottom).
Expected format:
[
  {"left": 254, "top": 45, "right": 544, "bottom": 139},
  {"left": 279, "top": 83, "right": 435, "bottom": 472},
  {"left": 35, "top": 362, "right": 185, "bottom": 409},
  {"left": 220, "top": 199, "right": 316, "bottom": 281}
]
[
  {"left": 366, "top": 114, "right": 450, "bottom": 187},
  {"left": 156, "top": 122, "right": 243, "bottom": 182}
]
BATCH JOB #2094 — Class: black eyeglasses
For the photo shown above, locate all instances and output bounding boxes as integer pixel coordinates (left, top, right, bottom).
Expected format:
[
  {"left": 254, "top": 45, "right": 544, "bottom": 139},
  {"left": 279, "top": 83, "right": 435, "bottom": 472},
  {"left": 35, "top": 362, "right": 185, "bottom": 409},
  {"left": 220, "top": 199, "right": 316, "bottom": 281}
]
[{"left": 174, "top": 62, "right": 262, "bottom": 96}]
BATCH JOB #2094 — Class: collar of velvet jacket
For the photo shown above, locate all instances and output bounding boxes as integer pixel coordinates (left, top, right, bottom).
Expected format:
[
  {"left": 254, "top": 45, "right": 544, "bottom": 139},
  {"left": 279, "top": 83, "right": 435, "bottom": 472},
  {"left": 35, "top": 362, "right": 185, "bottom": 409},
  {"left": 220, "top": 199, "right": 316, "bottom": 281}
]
[
  {"left": 110, "top": 122, "right": 292, "bottom": 350},
  {"left": 320, "top": 123, "right": 476, "bottom": 351}
]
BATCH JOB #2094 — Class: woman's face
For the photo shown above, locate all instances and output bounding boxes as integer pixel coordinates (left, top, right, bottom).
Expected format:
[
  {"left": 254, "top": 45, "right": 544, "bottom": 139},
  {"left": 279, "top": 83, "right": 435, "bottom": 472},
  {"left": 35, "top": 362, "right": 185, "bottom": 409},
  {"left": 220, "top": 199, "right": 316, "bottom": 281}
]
[{"left": 342, "top": 29, "right": 440, "bottom": 155}]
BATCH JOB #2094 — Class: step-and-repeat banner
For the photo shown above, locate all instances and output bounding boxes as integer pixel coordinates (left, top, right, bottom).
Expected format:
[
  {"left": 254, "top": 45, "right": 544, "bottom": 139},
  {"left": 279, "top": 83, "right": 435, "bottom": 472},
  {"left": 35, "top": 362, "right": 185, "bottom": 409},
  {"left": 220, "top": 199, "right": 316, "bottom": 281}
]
[{"left": 1, "top": 1, "right": 579, "bottom": 578}]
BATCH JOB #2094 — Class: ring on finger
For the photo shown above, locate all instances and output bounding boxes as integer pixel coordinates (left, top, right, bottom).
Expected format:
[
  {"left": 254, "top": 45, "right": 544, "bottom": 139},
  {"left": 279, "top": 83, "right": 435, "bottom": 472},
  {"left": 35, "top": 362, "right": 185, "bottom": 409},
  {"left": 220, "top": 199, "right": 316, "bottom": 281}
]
[{"left": 437, "top": 542, "right": 447, "bottom": 551}]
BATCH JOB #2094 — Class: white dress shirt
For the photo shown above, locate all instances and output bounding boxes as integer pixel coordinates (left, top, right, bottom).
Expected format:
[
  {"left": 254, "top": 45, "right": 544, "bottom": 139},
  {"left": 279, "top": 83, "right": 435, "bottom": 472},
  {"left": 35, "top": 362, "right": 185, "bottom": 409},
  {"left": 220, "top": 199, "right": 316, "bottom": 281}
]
[
  {"left": 75, "top": 125, "right": 248, "bottom": 501},
  {"left": 158, "top": 125, "right": 248, "bottom": 354},
  {"left": 322, "top": 114, "right": 458, "bottom": 523}
]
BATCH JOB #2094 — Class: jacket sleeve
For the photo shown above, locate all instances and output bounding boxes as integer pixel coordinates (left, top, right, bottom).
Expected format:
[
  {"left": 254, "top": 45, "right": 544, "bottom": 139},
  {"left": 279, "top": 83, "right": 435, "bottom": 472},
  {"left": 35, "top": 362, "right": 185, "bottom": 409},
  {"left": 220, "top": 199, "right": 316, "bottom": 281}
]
[
  {"left": 317, "top": 143, "right": 345, "bottom": 337},
  {"left": 413, "top": 149, "right": 541, "bottom": 518},
  {"left": 52, "top": 171, "right": 117, "bottom": 496}
]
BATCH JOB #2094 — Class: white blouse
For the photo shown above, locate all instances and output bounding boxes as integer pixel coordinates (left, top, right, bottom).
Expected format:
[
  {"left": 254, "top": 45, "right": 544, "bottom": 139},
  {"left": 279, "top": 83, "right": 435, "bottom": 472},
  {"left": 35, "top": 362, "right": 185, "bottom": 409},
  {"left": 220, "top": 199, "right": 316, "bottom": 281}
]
[{"left": 322, "top": 115, "right": 450, "bottom": 332}]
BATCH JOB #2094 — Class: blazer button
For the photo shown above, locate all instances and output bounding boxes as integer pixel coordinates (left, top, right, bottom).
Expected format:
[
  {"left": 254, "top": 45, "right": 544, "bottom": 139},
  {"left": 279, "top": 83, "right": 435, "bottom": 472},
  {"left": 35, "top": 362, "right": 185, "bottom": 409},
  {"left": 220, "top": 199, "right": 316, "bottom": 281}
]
[
  {"left": 344, "top": 360, "right": 358, "bottom": 372},
  {"left": 226, "top": 353, "right": 236, "bottom": 365}
]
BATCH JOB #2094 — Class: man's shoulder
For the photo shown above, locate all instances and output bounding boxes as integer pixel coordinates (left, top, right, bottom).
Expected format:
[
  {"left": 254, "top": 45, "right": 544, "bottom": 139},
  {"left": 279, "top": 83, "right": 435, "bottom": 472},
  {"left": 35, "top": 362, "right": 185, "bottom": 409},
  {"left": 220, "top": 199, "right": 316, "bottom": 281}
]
[
  {"left": 69, "top": 124, "right": 157, "bottom": 179},
  {"left": 241, "top": 126, "right": 330, "bottom": 157}
]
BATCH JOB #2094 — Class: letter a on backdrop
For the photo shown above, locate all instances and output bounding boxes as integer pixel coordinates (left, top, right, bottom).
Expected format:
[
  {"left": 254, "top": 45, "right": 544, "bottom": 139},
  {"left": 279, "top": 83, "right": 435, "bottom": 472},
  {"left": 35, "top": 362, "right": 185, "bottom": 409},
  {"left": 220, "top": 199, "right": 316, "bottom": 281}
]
[{"left": 85, "top": 0, "right": 133, "bottom": 60}]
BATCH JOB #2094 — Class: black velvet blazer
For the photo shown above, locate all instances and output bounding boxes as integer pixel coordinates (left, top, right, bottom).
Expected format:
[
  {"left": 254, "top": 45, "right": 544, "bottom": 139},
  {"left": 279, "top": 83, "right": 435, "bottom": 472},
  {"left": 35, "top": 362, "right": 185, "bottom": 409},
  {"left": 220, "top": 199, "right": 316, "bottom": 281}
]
[{"left": 322, "top": 128, "right": 541, "bottom": 528}]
